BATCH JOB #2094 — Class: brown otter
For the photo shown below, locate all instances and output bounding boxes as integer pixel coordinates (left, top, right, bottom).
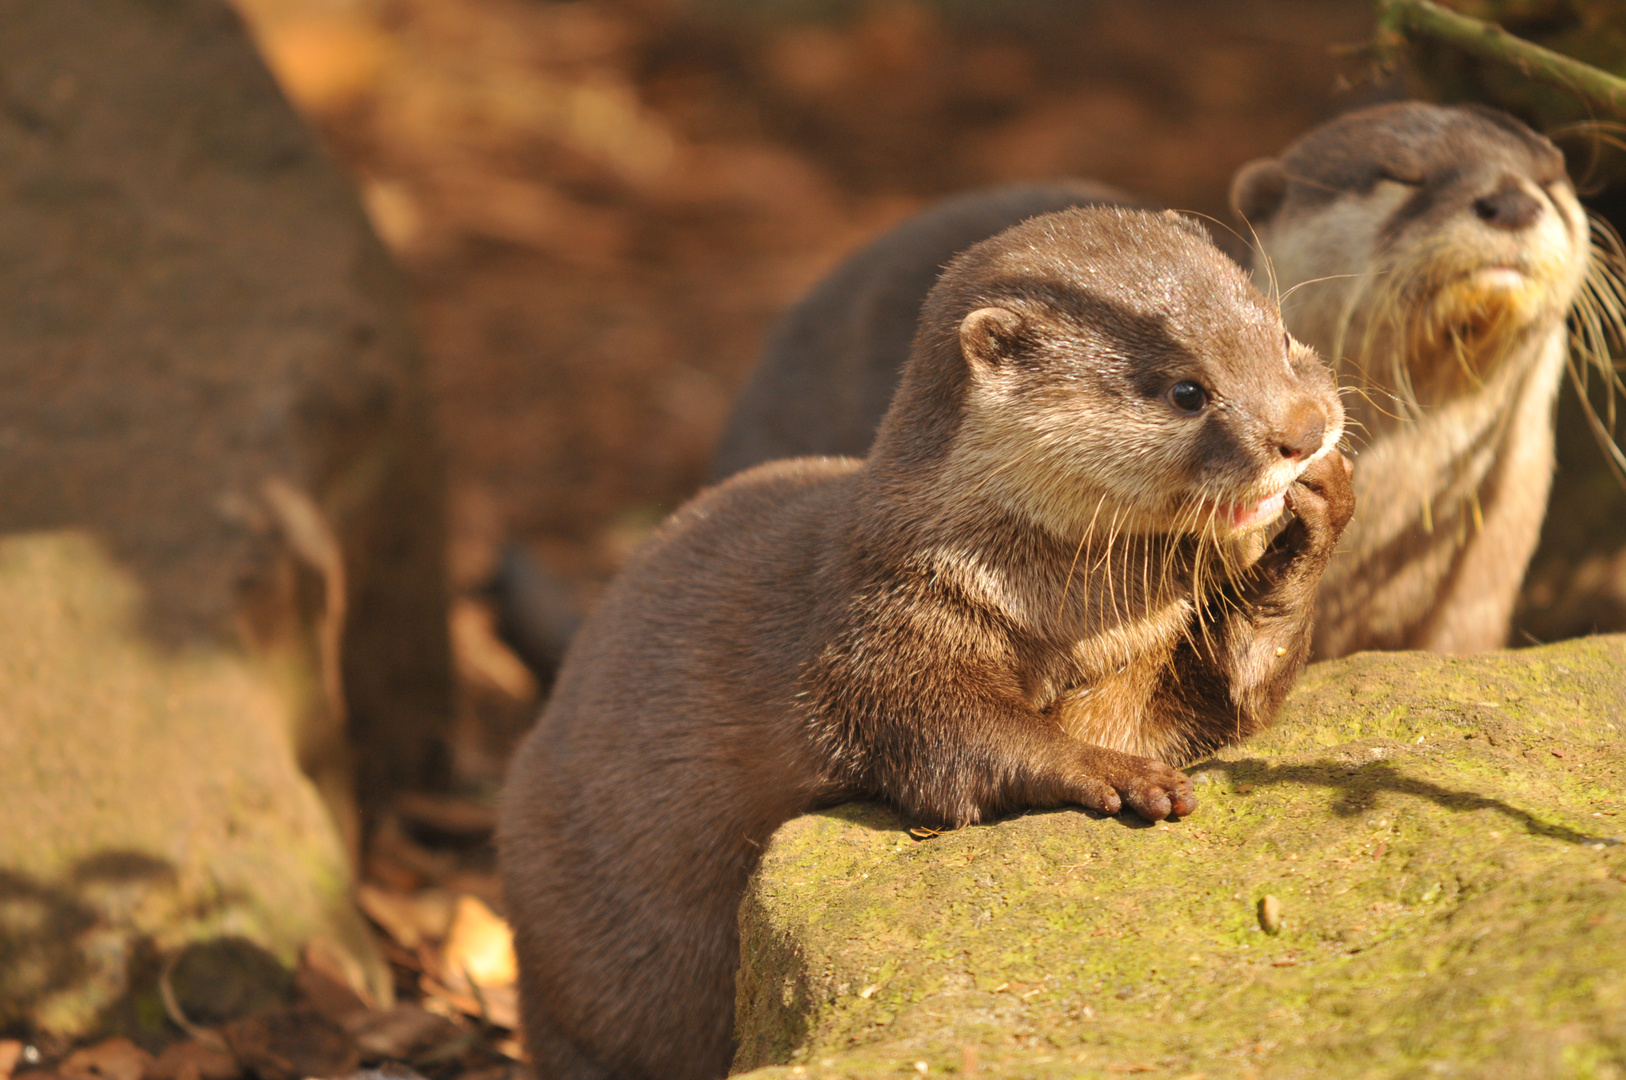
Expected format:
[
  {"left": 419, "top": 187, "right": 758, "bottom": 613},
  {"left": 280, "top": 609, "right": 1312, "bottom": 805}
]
[
  {"left": 714, "top": 102, "right": 1603, "bottom": 658},
  {"left": 499, "top": 207, "right": 1351, "bottom": 1080},
  {"left": 1229, "top": 102, "right": 1598, "bottom": 655}
]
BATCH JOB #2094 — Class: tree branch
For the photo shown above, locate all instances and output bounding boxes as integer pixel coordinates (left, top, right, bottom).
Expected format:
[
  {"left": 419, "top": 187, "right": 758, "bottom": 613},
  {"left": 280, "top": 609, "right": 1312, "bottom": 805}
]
[{"left": 1377, "top": 0, "right": 1626, "bottom": 118}]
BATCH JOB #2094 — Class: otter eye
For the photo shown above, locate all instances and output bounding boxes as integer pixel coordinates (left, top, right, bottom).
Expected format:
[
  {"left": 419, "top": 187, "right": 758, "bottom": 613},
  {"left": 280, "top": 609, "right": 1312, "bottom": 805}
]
[
  {"left": 1377, "top": 168, "right": 1424, "bottom": 187},
  {"left": 1167, "top": 380, "right": 1209, "bottom": 415}
]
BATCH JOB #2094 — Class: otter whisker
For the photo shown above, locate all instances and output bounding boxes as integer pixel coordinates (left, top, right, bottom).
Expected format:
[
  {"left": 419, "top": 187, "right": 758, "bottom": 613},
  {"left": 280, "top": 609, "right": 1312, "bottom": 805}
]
[{"left": 1057, "top": 494, "right": 1106, "bottom": 624}]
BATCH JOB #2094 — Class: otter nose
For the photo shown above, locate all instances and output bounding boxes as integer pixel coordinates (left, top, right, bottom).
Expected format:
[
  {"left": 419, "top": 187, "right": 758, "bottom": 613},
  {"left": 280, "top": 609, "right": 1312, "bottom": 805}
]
[
  {"left": 1272, "top": 404, "right": 1325, "bottom": 461},
  {"left": 1473, "top": 182, "right": 1542, "bottom": 231}
]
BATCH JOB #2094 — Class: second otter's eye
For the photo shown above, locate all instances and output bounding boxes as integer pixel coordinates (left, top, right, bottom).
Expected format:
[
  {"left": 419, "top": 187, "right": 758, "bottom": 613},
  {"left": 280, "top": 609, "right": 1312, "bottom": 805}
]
[{"left": 1167, "top": 380, "right": 1209, "bottom": 415}]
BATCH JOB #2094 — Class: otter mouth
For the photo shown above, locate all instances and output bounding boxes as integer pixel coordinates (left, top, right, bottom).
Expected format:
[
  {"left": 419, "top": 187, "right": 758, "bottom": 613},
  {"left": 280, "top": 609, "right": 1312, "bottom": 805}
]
[
  {"left": 1425, "top": 263, "right": 1540, "bottom": 340},
  {"left": 1469, "top": 265, "right": 1527, "bottom": 292},
  {"left": 1219, "top": 490, "right": 1287, "bottom": 532}
]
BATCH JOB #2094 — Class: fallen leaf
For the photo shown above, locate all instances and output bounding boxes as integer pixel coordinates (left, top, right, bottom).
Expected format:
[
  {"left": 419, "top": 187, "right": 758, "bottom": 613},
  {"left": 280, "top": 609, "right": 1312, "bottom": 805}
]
[
  {"left": 448, "top": 601, "right": 537, "bottom": 702},
  {"left": 296, "top": 959, "right": 371, "bottom": 1027},
  {"left": 356, "top": 886, "right": 455, "bottom": 951},
  {"left": 367, "top": 818, "right": 460, "bottom": 889},
  {"left": 441, "top": 896, "right": 516, "bottom": 989},
  {"left": 146, "top": 1040, "right": 241, "bottom": 1080},
  {"left": 418, "top": 975, "right": 519, "bottom": 1031},
  {"left": 58, "top": 1039, "right": 153, "bottom": 1080},
  {"left": 302, "top": 937, "right": 385, "bottom": 1012},
  {"left": 395, "top": 792, "right": 498, "bottom": 839},
  {"left": 222, "top": 1006, "right": 359, "bottom": 1080},
  {"left": 342, "top": 1005, "right": 461, "bottom": 1059}
]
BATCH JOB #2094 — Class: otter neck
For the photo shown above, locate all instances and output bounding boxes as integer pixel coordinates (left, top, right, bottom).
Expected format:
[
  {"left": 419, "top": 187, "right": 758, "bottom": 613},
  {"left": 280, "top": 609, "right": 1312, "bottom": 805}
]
[{"left": 857, "top": 458, "right": 1213, "bottom": 658}]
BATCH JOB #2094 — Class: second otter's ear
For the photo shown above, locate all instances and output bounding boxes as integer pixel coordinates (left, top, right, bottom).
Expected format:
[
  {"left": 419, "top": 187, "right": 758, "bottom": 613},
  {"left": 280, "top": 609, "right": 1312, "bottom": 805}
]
[
  {"left": 1230, "top": 158, "right": 1288, "bottom": 227},
  {"left": 960, "top": 306, "right": 1027, "bottom": 373}
]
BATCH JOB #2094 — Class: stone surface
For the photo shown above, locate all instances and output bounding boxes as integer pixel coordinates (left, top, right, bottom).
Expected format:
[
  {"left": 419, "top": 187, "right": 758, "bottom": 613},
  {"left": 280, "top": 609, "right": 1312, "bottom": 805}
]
[
  {"left": 0, "top": 0, "right": 449, "bottom": 1035},
  {"left": 735, "top": 637, "right": 1626, "bottom": 1078}
]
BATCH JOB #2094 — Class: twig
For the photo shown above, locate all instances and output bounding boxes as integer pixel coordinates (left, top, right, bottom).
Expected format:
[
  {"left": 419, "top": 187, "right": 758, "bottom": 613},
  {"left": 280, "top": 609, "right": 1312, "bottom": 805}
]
[{"left": 1376, "top": 0, "right": 1626, "bottom": 117}]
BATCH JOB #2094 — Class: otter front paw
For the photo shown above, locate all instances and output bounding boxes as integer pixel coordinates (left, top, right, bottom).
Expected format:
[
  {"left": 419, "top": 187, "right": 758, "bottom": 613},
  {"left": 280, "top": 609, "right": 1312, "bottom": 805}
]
[
  {"left": 1285, "top": 449, "right": 1355, "bottom": 554},
  {"left": 1077, "top": 750, "right": 1197, "bottom": 821}
]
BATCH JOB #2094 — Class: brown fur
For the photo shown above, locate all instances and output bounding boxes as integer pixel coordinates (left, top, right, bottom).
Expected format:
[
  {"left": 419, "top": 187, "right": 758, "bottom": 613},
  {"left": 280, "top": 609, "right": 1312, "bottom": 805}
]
[
  {"left": 1230, "top": 102, "right": 1595, "bottom": 656},
  {"left": 499, "top": 208, "right": 1351, "bottom": 1080},
  {"left": 707, "top": 180, "right": 1141, "bottom": 481}
]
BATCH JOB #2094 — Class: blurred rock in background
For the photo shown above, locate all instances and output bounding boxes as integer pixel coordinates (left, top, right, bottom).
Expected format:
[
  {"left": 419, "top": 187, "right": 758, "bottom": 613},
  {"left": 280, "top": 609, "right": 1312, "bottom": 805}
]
[{"left": 1, "top": 0, "right": 451, "bottom": 1034}]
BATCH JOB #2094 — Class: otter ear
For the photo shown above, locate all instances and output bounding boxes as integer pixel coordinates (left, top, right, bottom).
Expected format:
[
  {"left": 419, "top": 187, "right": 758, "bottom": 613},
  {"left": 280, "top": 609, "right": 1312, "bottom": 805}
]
[
  {"left": 1230, "top": 158, "right": 1288, "bottom": 227},
  {"left": 959, "top": 306, "right": 1027, "bottom": 374},
  {"left": 1160, "top": 208, "right": 1211, "bottom": 240}
]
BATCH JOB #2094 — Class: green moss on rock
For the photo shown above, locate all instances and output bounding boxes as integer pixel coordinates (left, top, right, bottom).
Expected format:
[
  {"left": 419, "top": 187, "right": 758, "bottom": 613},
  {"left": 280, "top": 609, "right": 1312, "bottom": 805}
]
[
  {"left": 0, "top": 532, "right": 381, "bottom": 1037},
  {"left": 735, "top": 638, "right": 1626, "bottom": 1078}
]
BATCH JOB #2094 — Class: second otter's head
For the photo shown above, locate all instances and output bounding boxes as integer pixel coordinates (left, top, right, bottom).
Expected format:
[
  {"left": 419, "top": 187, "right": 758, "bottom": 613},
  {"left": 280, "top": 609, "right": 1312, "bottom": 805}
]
[
  {"left": 1231, "top": 102, "right": 1592, "bottom": 408},
  {"left": 872, "top": 206, "right": 1344, "bottom": 542}
]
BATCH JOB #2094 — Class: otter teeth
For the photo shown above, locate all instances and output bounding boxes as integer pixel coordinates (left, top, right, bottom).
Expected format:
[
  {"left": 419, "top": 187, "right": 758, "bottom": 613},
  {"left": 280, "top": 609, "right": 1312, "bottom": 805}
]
[
  {"left": 1222, "top": 491, "right": 1287, "bottom": 531},
  {"left": 1473, "top": 266, "right": 1526, "bottom": 291}
]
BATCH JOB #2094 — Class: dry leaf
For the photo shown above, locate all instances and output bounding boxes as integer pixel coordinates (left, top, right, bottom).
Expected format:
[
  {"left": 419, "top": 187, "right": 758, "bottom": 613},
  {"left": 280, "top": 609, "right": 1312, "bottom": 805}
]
[
  {"left": 58, "top": 1039, "right": 153, "bottom": 1080},
  {"left": 222, "top": 1006, "right": 358, "bottom": 1080},
  {"left": 356, "top": 886, "right": 455, "bottom": 951},
  {"left": 394, "top": 793, "right": 498, "bottom": 839},
  {"left": 343, "top": 1005, "right": 461, "bottom": 1059},
  {"left": 419, "top": 975, "right": 519, "bottom": 1032},
  {"left": 366, "top": 819, "right": 460, "bottom": 889},
  {"left": 296, "top": 959, "right": 371, "bottom": 1027},
  {"left": 302, "top": 937, "right": 385, "bottom": 1011},
  {"left": 441, "top": 896, "right": 516, "bottom": 989},
  {"left": 146, "top": 1041, "right": 241, "bottom": 1080},
  {"left": 449, "top": 600, "right": 537, "bottom": 702}
]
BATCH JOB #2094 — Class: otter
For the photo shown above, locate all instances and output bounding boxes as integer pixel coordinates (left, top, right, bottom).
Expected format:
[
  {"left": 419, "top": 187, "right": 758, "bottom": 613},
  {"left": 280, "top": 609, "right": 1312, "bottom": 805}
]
[
  {"left": 499, "top": 208, "right": 1351, "bottom": 1080},
  {"left": 1230, "top": 102, "right": 1597, "bottom": 655},
  {"left": 712, "top": 103, "right": 1603, "bottom": 658}
]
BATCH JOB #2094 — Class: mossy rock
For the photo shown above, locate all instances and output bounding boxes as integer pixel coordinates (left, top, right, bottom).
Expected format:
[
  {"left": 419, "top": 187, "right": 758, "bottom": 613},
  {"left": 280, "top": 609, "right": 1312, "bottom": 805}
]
[
  {"left": 0, "top": 532, "right": 382, "bottom": 1037},
  {"left": 734, "top": 637, "right": 1626, "bottom": 1078}
]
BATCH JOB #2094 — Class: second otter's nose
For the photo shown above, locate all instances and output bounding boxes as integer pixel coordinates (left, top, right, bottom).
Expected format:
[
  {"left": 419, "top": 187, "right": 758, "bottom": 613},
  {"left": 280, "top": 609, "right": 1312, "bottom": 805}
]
[
  {"left": 1473, "top": 182, "right": 1542, "bottom": 231},
  {"left": 1273, "top": 404, "right": 1325, "bottom": 461}
]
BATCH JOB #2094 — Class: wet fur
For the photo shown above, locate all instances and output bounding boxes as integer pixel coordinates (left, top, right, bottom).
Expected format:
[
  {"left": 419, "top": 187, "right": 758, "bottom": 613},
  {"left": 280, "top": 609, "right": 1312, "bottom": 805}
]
[{"left": 500, "top": 208, "right": 1351, "bottom": 1080}]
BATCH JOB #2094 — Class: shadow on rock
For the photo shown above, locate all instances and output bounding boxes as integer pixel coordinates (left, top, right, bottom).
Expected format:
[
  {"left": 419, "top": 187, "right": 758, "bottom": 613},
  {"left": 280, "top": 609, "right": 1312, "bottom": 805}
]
[{"left": 1189, "top": 757, "right": 1606, "bottom": 845}]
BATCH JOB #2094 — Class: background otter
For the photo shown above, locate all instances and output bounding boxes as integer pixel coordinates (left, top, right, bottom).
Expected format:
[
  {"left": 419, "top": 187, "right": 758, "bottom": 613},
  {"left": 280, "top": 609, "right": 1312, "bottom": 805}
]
[
  {"left": 499, "top": 208, "right": 1351, "bottom": 1079},
  {"left": 1230, "top": 102, "right": 1599, "bottom": 655},
  {"left": 712, "top": 102, "right": 1604, "bottom": 658}
]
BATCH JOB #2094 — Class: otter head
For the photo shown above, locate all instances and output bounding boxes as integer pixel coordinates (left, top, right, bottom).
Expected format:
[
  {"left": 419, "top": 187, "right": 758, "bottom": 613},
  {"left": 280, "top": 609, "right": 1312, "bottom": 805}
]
[
  {"left": 1231, "top": 102, "right": 1591, "bottom": 411},
  {"left": 877, "top": 207, "right": 1344, "bottom": 544}
]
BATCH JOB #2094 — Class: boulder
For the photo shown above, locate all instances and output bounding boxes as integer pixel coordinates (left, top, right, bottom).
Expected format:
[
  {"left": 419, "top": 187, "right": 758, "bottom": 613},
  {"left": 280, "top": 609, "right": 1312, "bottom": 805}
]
[
  {"left": 0, "top": 0, "right": 450, "bottom": 1035},
  {"left": 735, "top": 637, "right": 1626, "bottom": 1077}
]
